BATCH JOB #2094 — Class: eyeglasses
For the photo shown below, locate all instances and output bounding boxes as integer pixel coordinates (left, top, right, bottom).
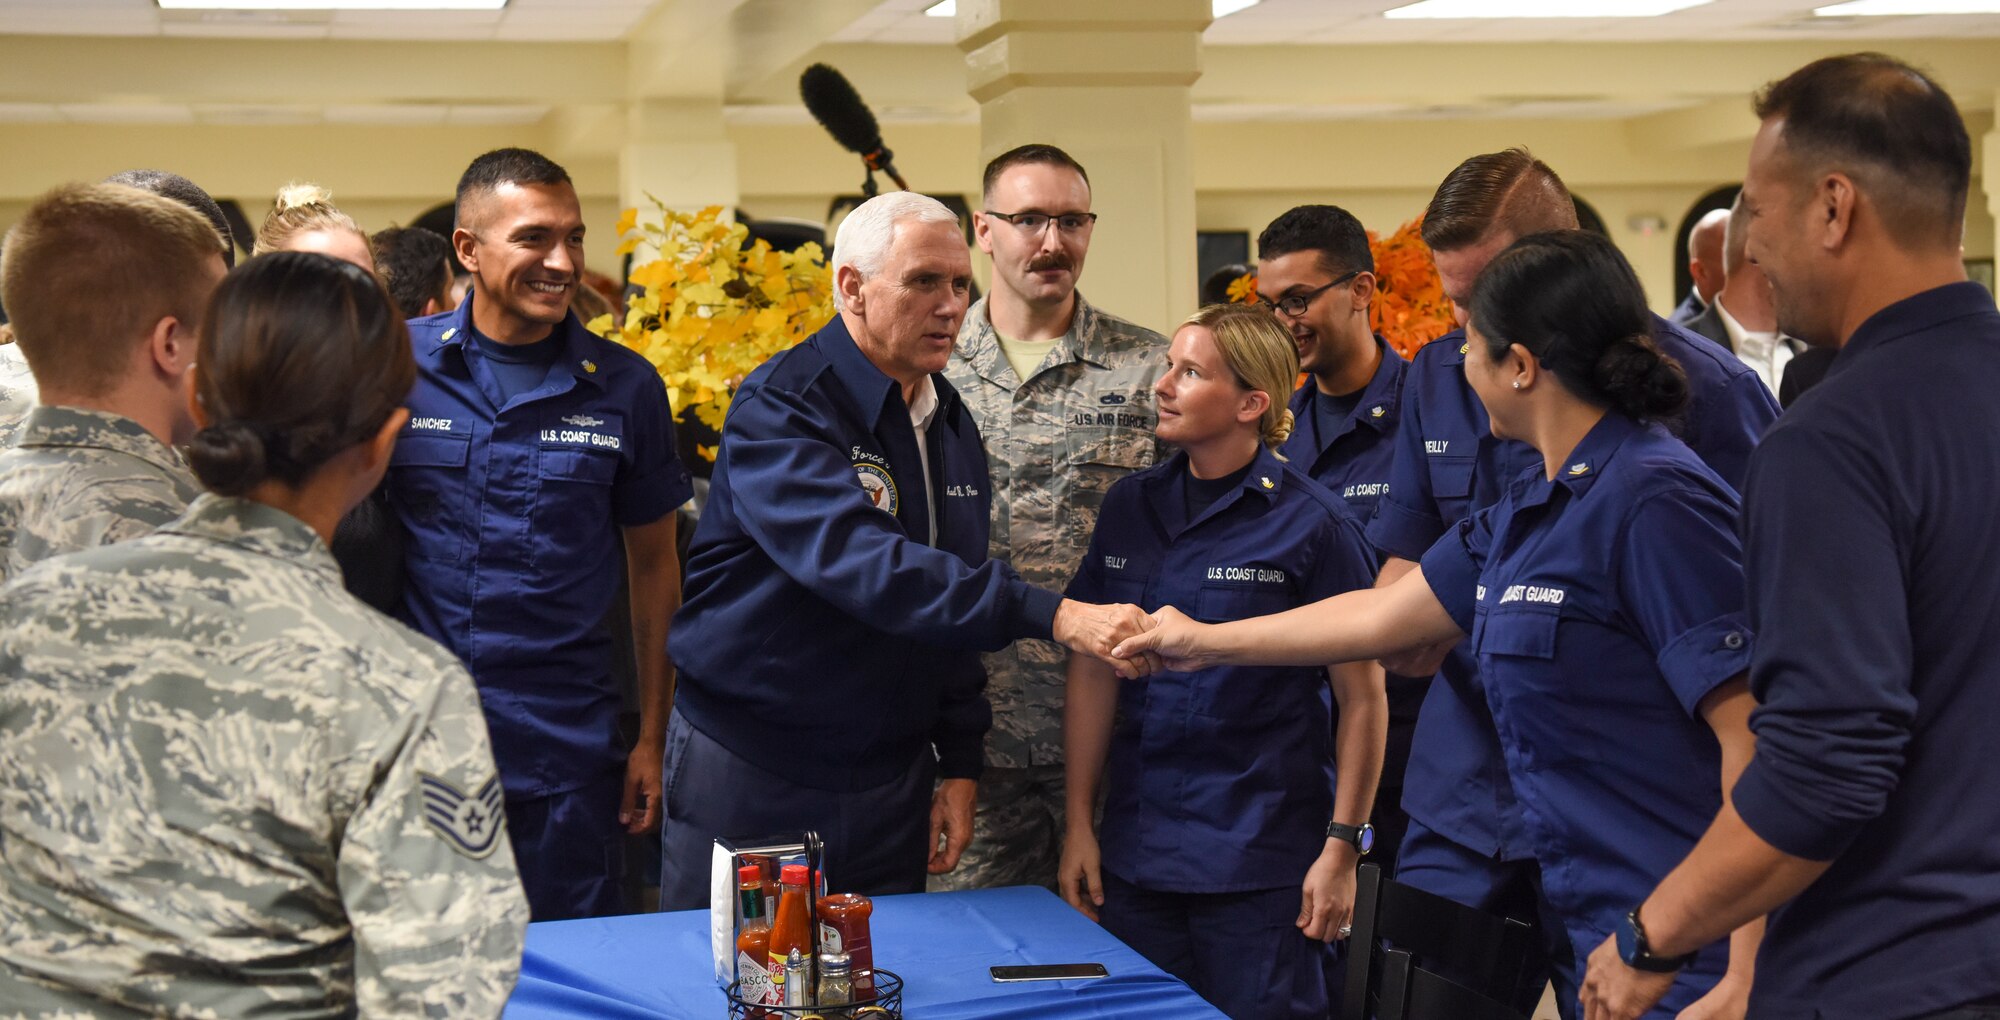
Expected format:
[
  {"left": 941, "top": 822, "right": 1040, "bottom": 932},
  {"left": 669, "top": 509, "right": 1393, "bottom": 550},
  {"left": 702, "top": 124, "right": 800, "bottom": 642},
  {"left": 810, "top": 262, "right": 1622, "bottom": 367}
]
[
  {"left": 985, "top": 210, "right": 1098, "bottom": 235},
  {"left": 1262, "top": 270, "right": 1362, "bottom": 318}
]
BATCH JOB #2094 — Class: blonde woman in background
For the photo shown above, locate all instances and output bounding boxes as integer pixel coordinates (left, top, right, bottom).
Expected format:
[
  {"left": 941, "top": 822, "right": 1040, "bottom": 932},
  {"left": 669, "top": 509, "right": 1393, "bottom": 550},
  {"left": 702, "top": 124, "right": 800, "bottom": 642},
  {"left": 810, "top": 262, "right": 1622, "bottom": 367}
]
[
  {"left": 254, "top": 182, "right": 373, "bottom": 272},
  {"left": 253, "top": 183, "right": 397, "bottom": 614},
  {"left": 1058, "top": 302, "right": 1387, "bottom": 1019}
]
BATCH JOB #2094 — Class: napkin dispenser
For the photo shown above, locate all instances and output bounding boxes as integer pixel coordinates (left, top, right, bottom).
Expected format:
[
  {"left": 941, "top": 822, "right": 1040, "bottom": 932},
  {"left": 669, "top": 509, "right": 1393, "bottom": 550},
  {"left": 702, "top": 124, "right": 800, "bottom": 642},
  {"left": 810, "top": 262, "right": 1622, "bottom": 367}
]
[{"left": 709, "top": 831, "right": 825, "bottom": 989}]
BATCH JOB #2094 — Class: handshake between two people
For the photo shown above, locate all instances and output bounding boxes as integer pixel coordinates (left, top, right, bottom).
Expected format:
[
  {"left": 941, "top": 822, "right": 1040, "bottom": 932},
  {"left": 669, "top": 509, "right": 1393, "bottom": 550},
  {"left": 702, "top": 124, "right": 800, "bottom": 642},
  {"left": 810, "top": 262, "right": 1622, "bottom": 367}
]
[{"left": 1050, "top": 601, "right": 1209, "bottom": 679}]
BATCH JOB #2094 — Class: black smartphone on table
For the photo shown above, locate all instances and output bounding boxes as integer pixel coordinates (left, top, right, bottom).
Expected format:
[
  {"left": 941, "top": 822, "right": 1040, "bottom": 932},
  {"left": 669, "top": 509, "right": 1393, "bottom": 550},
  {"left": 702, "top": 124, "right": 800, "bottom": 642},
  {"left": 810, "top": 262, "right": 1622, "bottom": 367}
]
[{"left": 990, "top": 963, "right": 1110, "bottom": 982}]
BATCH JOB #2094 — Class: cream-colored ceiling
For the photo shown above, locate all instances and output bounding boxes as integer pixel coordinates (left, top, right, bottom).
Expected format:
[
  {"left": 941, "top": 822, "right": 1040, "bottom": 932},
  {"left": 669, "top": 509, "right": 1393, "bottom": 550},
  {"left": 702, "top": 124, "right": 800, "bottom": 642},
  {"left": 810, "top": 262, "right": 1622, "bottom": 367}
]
[
  {"left": 0, "top": 0, "right": 658, "bottom": 40},
  {"left": 2, "top": 0, "right": 1997, "bottom": 129},
  {"left": 7, "top": 0, "right": 2000, "bottom": 44},
  {"left": 839, "top": 0, "right": 2000, "bottom": 44}
]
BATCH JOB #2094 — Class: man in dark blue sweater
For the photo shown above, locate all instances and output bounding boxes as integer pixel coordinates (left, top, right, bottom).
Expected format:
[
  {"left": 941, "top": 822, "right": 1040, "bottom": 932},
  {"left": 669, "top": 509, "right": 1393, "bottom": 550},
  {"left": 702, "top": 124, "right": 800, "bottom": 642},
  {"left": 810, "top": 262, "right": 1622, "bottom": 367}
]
[
  {"left": 1582, "top": 53, "right": 2000, "bottom": 1020},
  {"left": 660, "top": 192, "right": 1147, "bottom": 910}
]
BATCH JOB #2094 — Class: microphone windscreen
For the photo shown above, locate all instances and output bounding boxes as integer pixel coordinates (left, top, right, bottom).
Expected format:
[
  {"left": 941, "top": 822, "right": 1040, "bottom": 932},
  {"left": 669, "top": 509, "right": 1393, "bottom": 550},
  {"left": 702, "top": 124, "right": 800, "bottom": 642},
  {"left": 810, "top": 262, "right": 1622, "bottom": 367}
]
[{"left": 799, "top": 63, "right": 883, "bottom": 155}]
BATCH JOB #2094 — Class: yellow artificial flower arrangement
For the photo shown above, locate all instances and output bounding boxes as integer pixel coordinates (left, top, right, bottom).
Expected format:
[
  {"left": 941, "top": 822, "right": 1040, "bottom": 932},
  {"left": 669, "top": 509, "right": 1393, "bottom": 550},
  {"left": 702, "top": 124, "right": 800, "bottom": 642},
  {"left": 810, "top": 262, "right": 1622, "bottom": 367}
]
[{"left": 590, "top": 200, "right": 836, "bottom": 459}]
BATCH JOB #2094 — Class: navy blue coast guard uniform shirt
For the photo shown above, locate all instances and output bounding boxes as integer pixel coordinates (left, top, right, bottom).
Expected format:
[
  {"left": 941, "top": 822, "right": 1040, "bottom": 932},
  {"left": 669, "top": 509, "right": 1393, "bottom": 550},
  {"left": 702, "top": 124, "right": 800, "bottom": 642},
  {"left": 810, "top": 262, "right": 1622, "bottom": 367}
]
[
  {"left": 1067, "top": 446, "right": 1377, "bottom": 892},
  {"left": 1280, "top": 335, "right": 1408, "bottom": 524},
  {"left": 391, "top": 298, "right": 692, "bottom": 800},
  {"left": 671, "top": 315, "right": 1063, "bottom": 793},
  {"left": 1367, "top": 317, "right": 1776, "bottom": 860},
  {"left": 1731, "top": 283, "right": 2000, "bottom": 1020},
  {"left": 1420, "top": 414, "right": 1751, "bottom": 1017}
]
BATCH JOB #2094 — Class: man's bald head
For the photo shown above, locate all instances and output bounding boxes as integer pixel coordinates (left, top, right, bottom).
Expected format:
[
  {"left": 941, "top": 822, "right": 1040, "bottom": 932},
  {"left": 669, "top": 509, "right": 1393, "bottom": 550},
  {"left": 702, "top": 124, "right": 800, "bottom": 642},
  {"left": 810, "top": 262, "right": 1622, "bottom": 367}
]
[{"left": 1688, "top": 207, "right": 1730, "bottom": 304}]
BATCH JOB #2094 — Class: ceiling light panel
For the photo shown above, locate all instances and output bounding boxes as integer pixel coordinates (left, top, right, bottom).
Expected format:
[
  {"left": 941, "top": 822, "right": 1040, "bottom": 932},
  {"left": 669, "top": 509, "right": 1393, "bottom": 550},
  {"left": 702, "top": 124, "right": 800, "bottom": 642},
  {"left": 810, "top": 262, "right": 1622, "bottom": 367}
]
[
  {"left": 157, "top": 1, "right": 506, "bottom": 10},
  {"left": 1385, "top": 0, "right": 1711, "bottom": 17},
  {"left": 1814, "top": 0, "right": 2000, "bottom": 13}
]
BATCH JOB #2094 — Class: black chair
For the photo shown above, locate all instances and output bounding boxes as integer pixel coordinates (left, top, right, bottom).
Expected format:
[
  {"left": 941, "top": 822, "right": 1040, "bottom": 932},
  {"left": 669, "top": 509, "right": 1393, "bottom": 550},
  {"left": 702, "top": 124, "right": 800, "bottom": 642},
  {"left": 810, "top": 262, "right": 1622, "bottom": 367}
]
[{"left": 1340, "top": 862, "right": 1540, "bottom": 1020}]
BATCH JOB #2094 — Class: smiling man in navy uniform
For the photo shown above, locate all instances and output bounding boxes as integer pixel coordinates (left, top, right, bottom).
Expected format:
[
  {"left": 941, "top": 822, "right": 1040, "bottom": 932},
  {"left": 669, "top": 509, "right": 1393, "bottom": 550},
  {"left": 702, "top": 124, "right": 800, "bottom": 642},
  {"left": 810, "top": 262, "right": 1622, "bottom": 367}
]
[
  {"left": 661, "top": 191, "right": 1151, "bottom": 909},
  {"left": 1583, "top": 54, "right": 2000, "bottom": 1020},
  {"left": 388, "top": 148, "right": 692, "bottom": 921}
]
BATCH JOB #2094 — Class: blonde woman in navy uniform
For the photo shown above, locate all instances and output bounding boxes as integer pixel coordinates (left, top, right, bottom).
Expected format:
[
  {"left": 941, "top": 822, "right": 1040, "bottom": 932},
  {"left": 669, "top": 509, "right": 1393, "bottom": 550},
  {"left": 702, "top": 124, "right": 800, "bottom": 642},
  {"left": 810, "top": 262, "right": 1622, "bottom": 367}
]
[
  {"left": 1117, "top": 233, "right": 1764, "bottom": 1019},
  {"left": 1060, "top": 303, "right": 1385, "bottom": 1019}
]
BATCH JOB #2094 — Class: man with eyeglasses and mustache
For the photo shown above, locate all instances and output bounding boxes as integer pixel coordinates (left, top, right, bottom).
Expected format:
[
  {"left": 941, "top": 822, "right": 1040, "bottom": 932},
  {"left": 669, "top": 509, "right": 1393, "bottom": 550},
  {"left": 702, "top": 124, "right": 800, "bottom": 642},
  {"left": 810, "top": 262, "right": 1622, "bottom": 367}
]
[{"left": 934, "top": 143, "right": 1169, "bottom": 893}]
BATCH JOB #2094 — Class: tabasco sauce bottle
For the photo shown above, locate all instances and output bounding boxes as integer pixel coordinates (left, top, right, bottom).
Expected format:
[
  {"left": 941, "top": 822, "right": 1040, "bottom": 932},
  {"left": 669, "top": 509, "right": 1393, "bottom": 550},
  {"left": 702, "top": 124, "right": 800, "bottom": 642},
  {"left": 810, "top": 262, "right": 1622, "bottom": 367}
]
[{"left": 735, "top": 866, "right": 774, "bottom": 1010}]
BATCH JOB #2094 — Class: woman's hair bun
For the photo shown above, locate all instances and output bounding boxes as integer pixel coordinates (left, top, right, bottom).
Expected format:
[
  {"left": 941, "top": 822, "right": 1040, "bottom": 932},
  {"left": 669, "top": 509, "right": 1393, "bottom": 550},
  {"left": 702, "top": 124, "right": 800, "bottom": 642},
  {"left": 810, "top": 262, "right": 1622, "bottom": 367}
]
[
  {"left": 272, "top": 181, "right": 335, "bottom": 212},
  {"left": 186, "top": 420, "right": 270, "bottom": 498},
  {"left": 1265, "top": 407, "right": 1296, "bottom": 455},
  {"left": 1592, "top": 331, "right": 1689, "bottom": 421}
]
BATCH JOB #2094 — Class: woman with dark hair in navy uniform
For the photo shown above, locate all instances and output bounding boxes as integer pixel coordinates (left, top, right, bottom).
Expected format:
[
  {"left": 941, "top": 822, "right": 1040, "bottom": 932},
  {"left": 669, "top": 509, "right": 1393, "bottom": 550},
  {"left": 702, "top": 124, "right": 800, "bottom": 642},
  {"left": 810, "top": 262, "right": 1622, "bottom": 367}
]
[
  {"left": 1117, "top": 233, "right": 1765, "bottom": 1019},
  {"left": 1059, "top": 302, "right": 1385, "bottom": 1019}
]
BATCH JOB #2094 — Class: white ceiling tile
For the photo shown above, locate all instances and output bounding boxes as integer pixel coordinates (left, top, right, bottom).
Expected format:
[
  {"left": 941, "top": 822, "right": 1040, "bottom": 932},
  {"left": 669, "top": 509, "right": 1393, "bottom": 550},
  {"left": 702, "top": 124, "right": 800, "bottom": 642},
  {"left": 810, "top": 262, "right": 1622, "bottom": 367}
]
[
  {"left": 324, "top": 103, "right": 452, "bottom": 124},
  {"left": 0, "top": 103, "right": 63, "bottom": 123},
  {"left": 159, "top": 19, "right": 329, "bottom": 37},
  {"left": 58, "top": 103, "right": 196, "bottom": 124},
  {"left": 193, "top": 103, "right": 321, "bottom": 125},
  {"left": 445, "top": 103, "right": 550, "bottom": 124}
]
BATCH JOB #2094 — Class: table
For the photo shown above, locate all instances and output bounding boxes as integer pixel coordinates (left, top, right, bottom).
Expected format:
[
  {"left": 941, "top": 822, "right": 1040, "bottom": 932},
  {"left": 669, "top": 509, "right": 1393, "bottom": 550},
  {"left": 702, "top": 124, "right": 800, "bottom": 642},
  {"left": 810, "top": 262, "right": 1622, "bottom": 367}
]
[{"left": 504, "top": 885, "right": 1228, "bottom": 1019}]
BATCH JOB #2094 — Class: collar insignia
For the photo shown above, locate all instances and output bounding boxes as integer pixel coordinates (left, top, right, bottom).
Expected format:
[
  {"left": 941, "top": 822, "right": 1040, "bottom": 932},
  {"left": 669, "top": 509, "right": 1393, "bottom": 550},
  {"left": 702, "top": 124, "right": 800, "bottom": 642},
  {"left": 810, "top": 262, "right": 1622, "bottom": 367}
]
[
  {"left": 1567, "top": 462, "right": 1591, "bottom": 476},
  {"left": 1370, "top": 405, "right": 1385, "bottom": 418},
  {"left": 581, "top": 359, "right": 598, "bottom": 374},
  {"left": 1260, "top": 476, "right": 1274, "bottom": 489}
]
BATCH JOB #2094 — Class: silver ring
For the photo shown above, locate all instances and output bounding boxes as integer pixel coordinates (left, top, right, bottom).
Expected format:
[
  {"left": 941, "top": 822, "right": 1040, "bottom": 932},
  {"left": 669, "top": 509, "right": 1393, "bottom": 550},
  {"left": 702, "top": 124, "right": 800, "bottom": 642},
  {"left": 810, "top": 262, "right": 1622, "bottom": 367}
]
[{"left": 1338, "top": 924, "right": 1353, "bottom": 937}]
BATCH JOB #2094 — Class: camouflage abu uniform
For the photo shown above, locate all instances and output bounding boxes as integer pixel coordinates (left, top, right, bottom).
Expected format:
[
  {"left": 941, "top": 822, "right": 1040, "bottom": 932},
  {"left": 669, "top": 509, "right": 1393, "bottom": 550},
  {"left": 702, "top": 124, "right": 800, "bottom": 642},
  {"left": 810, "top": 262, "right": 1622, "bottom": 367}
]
[
  {"left": 0, "top": 405, "right": 199, "bottom": 581},
  {"left": 933, "top": 292, "right": 1166, "bottom": 891},
  {"left": 0, "top": 494, "right": 529, "bottom": 1017},
  {"left": 0, "top": 340, "right": 34, "bottom": 448}
]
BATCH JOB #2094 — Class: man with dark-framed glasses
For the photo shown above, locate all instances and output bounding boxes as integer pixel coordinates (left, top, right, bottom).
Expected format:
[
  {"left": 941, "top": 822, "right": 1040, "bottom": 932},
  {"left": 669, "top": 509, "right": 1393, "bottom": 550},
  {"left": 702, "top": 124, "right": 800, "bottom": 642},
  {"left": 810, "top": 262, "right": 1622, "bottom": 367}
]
[{"left": 935, "top": 143, "right": 1168, "bottom": 893}]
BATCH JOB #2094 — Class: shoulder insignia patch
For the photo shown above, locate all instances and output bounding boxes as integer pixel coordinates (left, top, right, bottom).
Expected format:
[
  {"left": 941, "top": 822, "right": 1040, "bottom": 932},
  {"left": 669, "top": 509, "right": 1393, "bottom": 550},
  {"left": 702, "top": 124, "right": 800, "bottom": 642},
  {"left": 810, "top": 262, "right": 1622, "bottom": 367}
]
[
  {"left": 855, "top": 462, "right": 899, "bottom": 514},
  {"left": 419, "top": 773, "right": 505, "bottom": 859}
]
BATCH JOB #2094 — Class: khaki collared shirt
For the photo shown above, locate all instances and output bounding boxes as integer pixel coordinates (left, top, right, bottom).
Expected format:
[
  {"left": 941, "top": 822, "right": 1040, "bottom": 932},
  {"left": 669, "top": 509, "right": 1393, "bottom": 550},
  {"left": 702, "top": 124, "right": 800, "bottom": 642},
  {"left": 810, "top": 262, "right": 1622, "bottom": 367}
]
[
  {"left": 0, "top": 404, "right": 201, "bottom": 581},
  {"left": 0, "top": 495, "right": 528, "bottom": 1017},
  {"left": 946, "top": 293, "right": 1168, "bottom": 768}
]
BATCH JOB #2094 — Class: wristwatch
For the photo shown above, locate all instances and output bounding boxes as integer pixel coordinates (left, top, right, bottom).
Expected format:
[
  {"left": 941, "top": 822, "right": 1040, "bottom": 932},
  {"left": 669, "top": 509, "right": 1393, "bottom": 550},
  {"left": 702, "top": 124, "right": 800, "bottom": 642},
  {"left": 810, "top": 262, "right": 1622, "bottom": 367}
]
[
  {"left": 1616, "top": 907, "right": 1697, "bottom": 973},
  {"left": 1326, "top": 821, "right": 1374, "bottom": 857}
]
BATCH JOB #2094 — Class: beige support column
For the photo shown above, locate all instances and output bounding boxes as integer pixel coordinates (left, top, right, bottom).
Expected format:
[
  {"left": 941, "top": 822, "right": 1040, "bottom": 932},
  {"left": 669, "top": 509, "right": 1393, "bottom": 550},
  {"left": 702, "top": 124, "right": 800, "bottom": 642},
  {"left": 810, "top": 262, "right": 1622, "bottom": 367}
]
[
  {"left": 956, "top": 0, "right": 1210, "bottom": 335},
  {"left": 620, "top": 99, "right": 740, "bottom": 219},
  {"left": 1984, "top": 106, "right": 1999, "bottom": 255}
]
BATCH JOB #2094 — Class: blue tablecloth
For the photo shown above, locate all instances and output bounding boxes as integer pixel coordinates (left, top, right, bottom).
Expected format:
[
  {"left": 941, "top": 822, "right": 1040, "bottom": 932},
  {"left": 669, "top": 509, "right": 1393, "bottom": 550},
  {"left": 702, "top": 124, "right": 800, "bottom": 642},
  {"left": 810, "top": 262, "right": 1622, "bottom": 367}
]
[{"left": 504, "top": 886, "right": 1227, "bottom": 1019}]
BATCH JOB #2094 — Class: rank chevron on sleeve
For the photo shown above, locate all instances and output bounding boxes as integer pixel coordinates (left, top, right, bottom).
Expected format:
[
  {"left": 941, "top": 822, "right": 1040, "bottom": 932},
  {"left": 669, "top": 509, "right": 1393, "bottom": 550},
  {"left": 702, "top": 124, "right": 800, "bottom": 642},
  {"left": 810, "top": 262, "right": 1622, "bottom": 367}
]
[{"left": 419, "top": 773, "right": 506, "bottom": 859}]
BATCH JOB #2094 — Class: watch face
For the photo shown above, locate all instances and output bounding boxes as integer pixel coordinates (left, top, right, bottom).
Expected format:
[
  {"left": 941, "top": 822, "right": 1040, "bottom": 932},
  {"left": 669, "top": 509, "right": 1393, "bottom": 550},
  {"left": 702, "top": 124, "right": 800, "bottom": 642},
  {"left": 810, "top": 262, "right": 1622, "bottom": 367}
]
[{"left": 1358, "top": 824, "right": 1375, "bottom": 854}]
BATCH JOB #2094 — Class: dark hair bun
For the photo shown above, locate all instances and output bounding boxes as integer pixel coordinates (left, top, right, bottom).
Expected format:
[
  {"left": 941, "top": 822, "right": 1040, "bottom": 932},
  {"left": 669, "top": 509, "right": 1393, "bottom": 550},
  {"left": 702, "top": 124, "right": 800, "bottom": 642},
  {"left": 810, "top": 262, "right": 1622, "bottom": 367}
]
[
  {"left": 1593, "top": 332, "right": 1689, "bottom": 421},
  {"left": 187, "top": 421, "right": 270, "bottom": 497}
]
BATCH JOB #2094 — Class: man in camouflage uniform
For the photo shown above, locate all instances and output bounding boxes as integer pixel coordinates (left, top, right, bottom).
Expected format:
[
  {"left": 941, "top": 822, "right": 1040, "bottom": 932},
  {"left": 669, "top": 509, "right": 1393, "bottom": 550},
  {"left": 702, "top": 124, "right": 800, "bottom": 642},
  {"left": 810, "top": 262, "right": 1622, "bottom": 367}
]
[
  {"left": 0, "top": 182, "right": 225, "bottom": 577},
  {"left": 0, "top": 494, "right": 529, "bottom": 1016},
  {"left": 934, "top": 144, "right": 1167, "bottom": 891},
  {"left": 0, "top": 332, "right": 33, "bottom": 447}
]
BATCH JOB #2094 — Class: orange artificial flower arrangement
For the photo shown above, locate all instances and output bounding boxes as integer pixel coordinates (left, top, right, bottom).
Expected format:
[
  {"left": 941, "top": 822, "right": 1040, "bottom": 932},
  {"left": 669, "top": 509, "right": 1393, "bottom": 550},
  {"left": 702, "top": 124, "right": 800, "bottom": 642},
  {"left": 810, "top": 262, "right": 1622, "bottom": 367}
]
[
  {"left": 1367, "top": 215, "right": 1457, "bottom": 359},
  {"left": 1227, "top": 213, "right": 1456, "bottom": 359}
]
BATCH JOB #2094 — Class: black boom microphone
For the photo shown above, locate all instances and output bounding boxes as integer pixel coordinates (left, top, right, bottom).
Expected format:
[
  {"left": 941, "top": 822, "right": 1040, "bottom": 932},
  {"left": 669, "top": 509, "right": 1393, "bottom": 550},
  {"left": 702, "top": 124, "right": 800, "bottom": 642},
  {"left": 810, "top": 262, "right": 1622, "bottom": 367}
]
[{"left": 799, "top": 63, "right": 910, "bottom": 198}]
